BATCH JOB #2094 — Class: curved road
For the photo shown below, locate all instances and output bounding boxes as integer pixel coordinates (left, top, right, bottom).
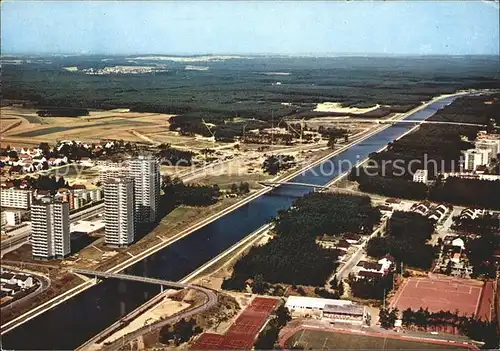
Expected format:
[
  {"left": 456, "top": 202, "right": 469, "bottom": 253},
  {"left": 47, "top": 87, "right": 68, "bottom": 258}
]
[
  {"left": 0, "top": 268, "right": 51, "bottom": 313},
  {"left": 71, "top": 269, "right": 218, "bottom": 351},
  {"left": 100, "top": 284, "right": 217, "bottom": 351}
]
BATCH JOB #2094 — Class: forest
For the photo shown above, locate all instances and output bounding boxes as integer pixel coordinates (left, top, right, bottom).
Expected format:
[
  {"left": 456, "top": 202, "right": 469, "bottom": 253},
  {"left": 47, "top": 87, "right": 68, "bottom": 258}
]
[
  {"left": 222, "top": 193, "right": 381, "bottom": 288},
  {"left": 3, "top": 56, "right": 500, "bottom": 140},
  {"left": 366, "top": 211, "right": 436, "bottom": 269},
  {"left": 161, "top": 176, "right": 220, "bottom": 207},
  {"left": 349, "top": 94, "right": 500, "bottom": 209}
]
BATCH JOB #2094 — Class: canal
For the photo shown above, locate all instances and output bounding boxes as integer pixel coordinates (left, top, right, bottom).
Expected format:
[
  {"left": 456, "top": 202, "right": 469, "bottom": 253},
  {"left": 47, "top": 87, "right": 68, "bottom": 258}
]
[{"left": 1, "top": 95, "right": 460, "bottom": 350}]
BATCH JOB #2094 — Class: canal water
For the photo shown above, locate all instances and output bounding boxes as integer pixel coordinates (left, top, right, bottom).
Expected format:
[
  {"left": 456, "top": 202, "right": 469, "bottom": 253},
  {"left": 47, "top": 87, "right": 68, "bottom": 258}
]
[{"left": 1, "top": 96, "right": 459, "bottom": 350}]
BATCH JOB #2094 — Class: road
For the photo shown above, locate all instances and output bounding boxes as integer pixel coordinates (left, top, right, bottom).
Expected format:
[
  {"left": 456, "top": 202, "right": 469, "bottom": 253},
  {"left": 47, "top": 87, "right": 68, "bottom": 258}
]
[
  {"left": 0, "top": 202, "right": 104, "bottom": 257},
  {"left": 335, "top": 218, "right": 388, "bottom": 281},
  {"left": 70, "top": 270, "right": 218, "bottom": 351},
  {"left": 0, "top": 267, "right": 51, "bottom": 313}
]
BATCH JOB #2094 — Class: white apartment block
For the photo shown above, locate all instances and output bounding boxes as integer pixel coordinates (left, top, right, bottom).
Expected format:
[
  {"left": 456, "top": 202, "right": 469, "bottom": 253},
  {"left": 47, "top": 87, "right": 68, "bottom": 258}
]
[
  {"left": 1, "top": 210, "right": 22, "bottom": 226},
  {"left": 104, "top": 177, "right": 135, "bottom": 247},
  {"left": 99, "top": 165, "right": 129, "bottom": 184},
  {"left": 413, "top": 169, "right": 428, "bottom": 184},
  {"left": 31, "top": 198, "right": 70, "bottom": 260},
  {"left": 463, "top": 148, "right": 490, "bottom": 171},
  {"left": 476, "top": 139, "right": 500, "bottom": 159},
  {"left": 128, "top": 155, "right": 160, "bottom": 223},
  {"left": 1, "top": 188, "right": 33, "bottom": 209}
]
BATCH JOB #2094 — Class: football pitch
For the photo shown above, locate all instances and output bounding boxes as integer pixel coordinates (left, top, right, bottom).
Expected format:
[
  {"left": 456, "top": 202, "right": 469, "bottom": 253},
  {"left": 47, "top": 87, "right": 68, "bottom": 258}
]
[{"left": 284, "top": 329, "right": 472, "bottom": 350}]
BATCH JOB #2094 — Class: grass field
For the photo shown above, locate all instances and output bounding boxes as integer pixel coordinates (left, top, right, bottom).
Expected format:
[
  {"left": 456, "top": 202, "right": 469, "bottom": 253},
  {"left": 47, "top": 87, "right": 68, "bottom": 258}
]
[{"left": 284, "top": 329, "right": 470, "bottom": 350}]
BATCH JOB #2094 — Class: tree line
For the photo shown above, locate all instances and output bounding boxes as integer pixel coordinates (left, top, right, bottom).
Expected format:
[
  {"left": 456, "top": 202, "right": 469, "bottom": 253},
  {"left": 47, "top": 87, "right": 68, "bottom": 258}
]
[
  {"left": 158, "top": 318, "right": 203, "bottom": 346},
  {"left": 401, "top": 308, "right": 498, "bottom": 348},
  {"left": 351, "top": 173, "right": 500, "bottom": 210}
]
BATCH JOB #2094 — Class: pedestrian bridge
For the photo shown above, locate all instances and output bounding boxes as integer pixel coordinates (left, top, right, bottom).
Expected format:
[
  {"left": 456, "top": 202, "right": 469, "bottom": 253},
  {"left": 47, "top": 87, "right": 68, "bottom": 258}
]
[
  {"left": 336, "top": 119, "right": 488, "bottom": 127},
  {"left": 72, "top": 268, "right": 196, "bottom": 291},
  {"left": 258, "top": 181, "right": 330, "bottom": 190}
]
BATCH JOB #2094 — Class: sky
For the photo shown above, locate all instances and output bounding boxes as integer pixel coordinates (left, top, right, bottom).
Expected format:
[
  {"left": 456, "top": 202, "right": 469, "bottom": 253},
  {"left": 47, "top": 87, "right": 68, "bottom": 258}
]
[{"left": 1, "top": 1, "right": 499, "bottom": 56}]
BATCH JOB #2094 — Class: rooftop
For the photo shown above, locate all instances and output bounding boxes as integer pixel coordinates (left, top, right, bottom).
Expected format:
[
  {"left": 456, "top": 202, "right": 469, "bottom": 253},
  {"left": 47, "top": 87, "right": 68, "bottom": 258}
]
[
  {"left": 324, "top": 303, "right": 365, "bottom": 316},
  {"left": 285, "top": 296, "right": 353, "bottom": 310}
]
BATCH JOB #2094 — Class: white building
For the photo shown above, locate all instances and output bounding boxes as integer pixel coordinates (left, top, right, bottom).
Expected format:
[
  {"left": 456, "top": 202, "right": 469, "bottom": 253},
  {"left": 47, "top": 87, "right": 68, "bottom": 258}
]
[
  {"left": 285, "top": 296, "right": 353, "bottom": 315},
  {"left": 476, "top": 139, "right": 500, "bottom": 159},
  {"left": 463, "top": 149, "right": 491, "bottom": 171},
  {"left": 441, "top": 172, "right": 500, "bottom": 181},
  {"left": 0, "top": 210, "right": 22, "bottom": 226},
  {"left": 451, "top": 237, "right": 465, "bottom": 250},
  {"left": 1, "top": 188, "right": 33, "bottom": 209},
  {"left": 128, "top": 155, "right": 160, "bottom": 223},
  {"left": 413, "top": 169, "right": 428, "bottom": 184},
  {"left": 104, "top": 177, "right": 135, "bottom": 247},
  {"left": 78, "top": 157, "right": 95, "bottom": 167},
  {"left": 31, "top": 197, "right": 70, "bottom": 260},
  {"left": 99, "top": 164, "right": 129, "bottom": 184}
]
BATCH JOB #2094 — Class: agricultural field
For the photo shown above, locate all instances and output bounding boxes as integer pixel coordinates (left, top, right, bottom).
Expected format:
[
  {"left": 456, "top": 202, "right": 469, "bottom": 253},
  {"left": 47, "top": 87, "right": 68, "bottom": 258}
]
[
  {"left": 0, "top": 106, "right": 181, "bottom": 148},
  {"left": 284, "top": 329, "right": 473, "bottom": 350}
]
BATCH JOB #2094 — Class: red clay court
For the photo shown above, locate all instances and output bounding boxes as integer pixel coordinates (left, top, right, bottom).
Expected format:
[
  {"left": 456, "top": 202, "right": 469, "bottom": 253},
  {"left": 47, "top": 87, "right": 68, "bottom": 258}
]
[
  {"left": 192, "top": 297, "right": 278, "bottom": 349},
  {"left": 391, "top": 276, "right": 494, "bottom": 320}
]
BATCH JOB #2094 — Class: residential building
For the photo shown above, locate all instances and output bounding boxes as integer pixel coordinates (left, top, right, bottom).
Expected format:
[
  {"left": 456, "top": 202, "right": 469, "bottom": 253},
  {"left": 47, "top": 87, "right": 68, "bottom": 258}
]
[
  {"left": 99, "top": 163, "right": 129, "bottom": 184},
  {"left": 31, "top": 197, "right": 70, "bottom": 260},
  {"left": 411, "top": 202, "right": 431, "bottom": 216},
  {"left": 79, "top": 157, "right": 95, "bottom": 167},
  {"left": 476, "top": 139, "right": 500, "bottom": 159},
  {"left": 0, "top": 210, "right": 22, "bottom": 226},
  {"left": 459, "top": 208, "right": 485, "bottom": 220},
  {"left": 56, "top": 189, "right": 75, "bottom": 210},
  {"left": 413, "top": 169, "right": 428, "bottom": 184},
  {"left": 440, "top": 172, "right": 500, "bottom": 181},
  {"left": 316, "top": 234, "right": 337, "bottom": 249},
  {"left": 377, "top": 255, "right": 395, "bottom": 273},
  {"left": 463, "top": 149, "right": 490, "bottom": 171},
  {"left": 128, "top": 155, "right": 160, "bottom": 223},
  {"left": 343, "top": 233, "right": 362, "bottom": 244},
  {"left": 0, "top": 188, "right": 33, "bottom": 209},
  {"left": 104, "top": 177, "right": 135, "bottom": 247},
  {"left": 335, "top": 240, "right": 351, "bottom": 252}
]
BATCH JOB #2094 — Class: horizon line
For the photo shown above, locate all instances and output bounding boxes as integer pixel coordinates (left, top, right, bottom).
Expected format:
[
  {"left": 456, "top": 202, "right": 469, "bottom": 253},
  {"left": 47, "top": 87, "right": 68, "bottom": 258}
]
[{"left": 2, "top": 52, "right": 499, "bottom": 58}]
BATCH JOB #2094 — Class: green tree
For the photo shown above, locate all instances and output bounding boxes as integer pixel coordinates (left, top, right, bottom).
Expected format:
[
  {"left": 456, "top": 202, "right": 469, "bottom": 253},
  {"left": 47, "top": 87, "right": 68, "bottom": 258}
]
[
  {"left": 230, "top": 183, "right": 239, "bottom": 194},
  {"left": 275, "top": 305, "right": 292, "bottom": 328},
  {"left": 252, "top": 273, "right": 266, "bottom": 294}
]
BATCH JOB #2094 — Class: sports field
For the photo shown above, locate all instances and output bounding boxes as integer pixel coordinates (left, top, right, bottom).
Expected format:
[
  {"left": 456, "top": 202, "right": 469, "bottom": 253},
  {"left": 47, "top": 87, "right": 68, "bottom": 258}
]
[
  {"left": 391, "top": 276, "right": 490, "bottom": 319},
  {"left": 283, "top": 329, "right": 474, "bottom": 350},
  {"left": 192, "top": 297, "right": 278, "bottom": 349}
]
